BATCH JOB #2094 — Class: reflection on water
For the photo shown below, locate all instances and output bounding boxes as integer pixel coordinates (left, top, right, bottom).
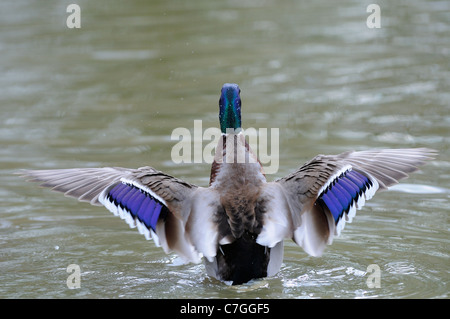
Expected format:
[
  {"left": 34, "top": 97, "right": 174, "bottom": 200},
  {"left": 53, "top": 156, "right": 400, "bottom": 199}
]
[{"left": 1, "top": 0, "right": 449, "bottom": 298}]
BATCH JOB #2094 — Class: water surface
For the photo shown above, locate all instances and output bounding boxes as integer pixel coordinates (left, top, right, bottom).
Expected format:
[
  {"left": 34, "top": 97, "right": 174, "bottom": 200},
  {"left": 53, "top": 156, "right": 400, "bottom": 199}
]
[{"left": 1, "top": 0, "right": 449, "bottom": 298}]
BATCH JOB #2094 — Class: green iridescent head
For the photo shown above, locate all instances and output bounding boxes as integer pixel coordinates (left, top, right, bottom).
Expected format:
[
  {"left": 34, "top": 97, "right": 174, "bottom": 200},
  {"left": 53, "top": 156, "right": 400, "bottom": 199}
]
[{"left": 219, "top": 83, "right": 242, "bottom": 134}]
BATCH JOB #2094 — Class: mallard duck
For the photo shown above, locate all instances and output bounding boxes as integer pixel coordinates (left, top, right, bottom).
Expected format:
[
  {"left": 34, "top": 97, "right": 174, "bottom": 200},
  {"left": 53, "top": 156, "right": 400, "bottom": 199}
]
[{"left": 21, "top": 83, "right": 436, "bottom": 285}]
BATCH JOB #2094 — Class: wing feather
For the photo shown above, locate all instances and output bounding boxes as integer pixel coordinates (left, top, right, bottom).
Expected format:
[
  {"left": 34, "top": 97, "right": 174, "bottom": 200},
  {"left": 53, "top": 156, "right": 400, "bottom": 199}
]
[
  {"left": 19, "top": 166, "right": 220, "bottom": 263},
  {"left": 257, "top": 148, "right": 436, "bottom": 256}
]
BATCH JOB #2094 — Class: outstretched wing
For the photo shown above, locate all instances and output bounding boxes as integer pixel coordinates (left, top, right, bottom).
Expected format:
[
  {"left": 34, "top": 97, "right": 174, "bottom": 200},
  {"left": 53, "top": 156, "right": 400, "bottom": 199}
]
[
  {"left": 20, "top": 167, "right": 220, "bottom": 263},
  {"left": 256, "top": 148, "right": 436, "bottom": 256}
]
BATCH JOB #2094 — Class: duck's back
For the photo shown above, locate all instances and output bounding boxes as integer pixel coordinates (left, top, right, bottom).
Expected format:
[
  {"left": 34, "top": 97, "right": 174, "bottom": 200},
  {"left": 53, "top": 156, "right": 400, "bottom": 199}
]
[{"left": 205, "top": 133, "right": 277, "bottom": 284}]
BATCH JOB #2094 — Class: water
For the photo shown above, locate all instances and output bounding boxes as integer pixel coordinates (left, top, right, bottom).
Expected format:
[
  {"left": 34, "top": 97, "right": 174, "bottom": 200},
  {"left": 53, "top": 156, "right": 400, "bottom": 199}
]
[{"left": 1, "top": 0, "right": 449, "bottom": 299}]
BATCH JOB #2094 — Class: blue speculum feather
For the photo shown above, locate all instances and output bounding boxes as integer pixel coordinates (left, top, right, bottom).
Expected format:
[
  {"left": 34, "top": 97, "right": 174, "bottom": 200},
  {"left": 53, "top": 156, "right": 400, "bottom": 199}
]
[
  {"left": 106, "top": 182, "right": 168, "bottom": 231},
  {"left": 120, "top": 187, "right": 139, "bottom": 207},
  {"left": 127, "top": 190, "right": 146, "bottom": 217},
  {"left": 346, "top": 171, "right": 368, "bottom": 190},
  {"left": 137, "top": 198, "right": 155, "bottom": 228},
  {"left": 318, "top": 170, "right": 373, "bottom": 223},
  {"left": 339, "top": 178, "right": 360, "bottom": 199},
  {"left": 321, "top": 192, "right": 341, "bottom": 221}
]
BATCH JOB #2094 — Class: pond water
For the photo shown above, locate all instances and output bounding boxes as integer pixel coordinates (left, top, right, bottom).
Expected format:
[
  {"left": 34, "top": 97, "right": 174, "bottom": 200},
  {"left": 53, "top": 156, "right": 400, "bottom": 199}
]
[{"left": 1, "top": 0, "right": 449, "bottom": 298}]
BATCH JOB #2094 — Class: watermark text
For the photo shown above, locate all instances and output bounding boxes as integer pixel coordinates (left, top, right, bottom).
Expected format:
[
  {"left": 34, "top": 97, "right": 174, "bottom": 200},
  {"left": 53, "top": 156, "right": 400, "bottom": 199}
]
[
  {"left": 66, "top": 4, "right": 81, "bottom": 29},
  {"left": 366, "top": 4, "right": 381, "bottom": 29},
  {"left": 171, "top": 120, "right": 280, "bottom": 174},
  {"left": 66, "top": 264, "right": 81, "bottom": 289}
]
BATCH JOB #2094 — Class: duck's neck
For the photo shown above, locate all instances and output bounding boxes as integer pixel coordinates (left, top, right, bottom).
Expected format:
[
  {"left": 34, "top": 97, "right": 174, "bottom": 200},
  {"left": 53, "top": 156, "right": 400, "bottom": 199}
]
[{"left": 219, "top": 107, "right": 241, "bottom": 134}]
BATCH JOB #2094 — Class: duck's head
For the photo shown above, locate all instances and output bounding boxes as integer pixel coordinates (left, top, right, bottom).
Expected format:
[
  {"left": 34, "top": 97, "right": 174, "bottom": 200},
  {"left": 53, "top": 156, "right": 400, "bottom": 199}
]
[{"left": 219, "top": 83, "right": 242, "bottom": 134}]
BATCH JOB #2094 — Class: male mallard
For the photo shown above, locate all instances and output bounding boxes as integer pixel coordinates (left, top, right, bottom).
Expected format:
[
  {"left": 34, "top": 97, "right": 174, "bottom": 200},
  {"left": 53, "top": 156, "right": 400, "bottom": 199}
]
[{"left": 21, "top": 83, "right": 436, "bottom": 285}]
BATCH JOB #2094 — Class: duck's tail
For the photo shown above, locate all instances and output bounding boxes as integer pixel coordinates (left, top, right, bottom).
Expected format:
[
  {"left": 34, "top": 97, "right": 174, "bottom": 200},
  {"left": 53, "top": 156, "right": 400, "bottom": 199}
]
[{"left": 205, "top": 231, "right": 270, "bottom": 285}]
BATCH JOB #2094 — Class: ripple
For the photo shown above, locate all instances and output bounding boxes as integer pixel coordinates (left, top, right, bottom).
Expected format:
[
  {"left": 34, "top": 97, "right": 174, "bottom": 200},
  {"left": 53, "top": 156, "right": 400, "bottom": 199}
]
[
  {"left": 91, "top": 50, "right": 158, "bottom": 61},
  {"left": 389, "top": 183, "right": 447, "bottom": 194},
  {"left": 385, "top": 261, "right": 417, "bottom": 275}
]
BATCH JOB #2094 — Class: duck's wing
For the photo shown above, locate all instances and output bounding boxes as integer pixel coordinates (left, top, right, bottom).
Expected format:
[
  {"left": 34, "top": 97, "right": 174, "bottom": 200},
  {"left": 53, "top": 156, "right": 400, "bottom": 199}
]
[
  {"left": 20, "top": 167, "right": 220, "bottom": 263},
  {"left": 256, "top": 148, "right": 437, "bottom": 257}
]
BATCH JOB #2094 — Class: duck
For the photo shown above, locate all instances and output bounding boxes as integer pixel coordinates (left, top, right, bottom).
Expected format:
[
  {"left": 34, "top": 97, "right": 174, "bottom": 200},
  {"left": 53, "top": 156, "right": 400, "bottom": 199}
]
[{"left": 21, "top": 83, "right": 436, "bottom": 285}]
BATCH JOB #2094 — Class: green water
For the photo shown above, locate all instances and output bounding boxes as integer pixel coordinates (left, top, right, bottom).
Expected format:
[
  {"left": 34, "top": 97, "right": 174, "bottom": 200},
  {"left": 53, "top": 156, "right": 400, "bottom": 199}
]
[{"left": 1, "top": 0, "right": 449, "bottom": 298}]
